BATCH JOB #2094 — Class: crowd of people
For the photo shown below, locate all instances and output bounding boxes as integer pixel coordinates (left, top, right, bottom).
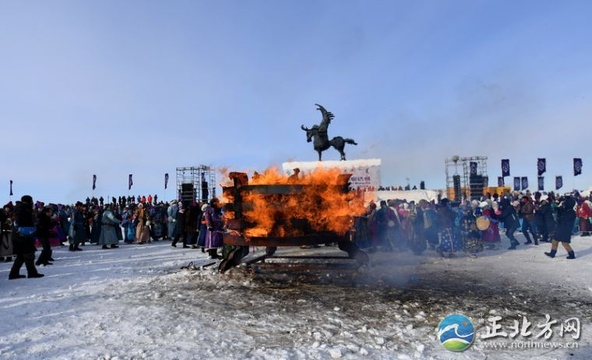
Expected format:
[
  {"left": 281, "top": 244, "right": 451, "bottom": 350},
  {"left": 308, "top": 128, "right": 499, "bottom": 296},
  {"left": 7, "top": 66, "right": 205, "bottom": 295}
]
[
  {"left": 2, "top": 189, "right": 590, "bottom": 280},
  {"left": 1, "top": 194, "right": 226, "bottom": 280},
  {"left": 353, "top": 190, "right": 591, "bottom": 260}
]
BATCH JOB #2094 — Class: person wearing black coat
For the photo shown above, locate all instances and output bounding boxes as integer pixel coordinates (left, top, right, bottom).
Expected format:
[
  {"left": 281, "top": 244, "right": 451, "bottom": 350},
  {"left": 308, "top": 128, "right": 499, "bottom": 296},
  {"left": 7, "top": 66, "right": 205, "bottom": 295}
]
[
  {"left": 545, "top": 195, "right": 576, "bottom": 259},
  {"left": 171, "top": 202, "right": 187, "bottom": 248},
  {"left": 8, "top": 195, "right": 44, "bottom": 279},
  {"left": 35, "top": 206, "right": 55, "bottom": 266},
  {"left": 498, "top": 196, "right": 520, "bottom": 250},
  {"left": 537, "top": 194, "right": 557, "bottom": 243}
]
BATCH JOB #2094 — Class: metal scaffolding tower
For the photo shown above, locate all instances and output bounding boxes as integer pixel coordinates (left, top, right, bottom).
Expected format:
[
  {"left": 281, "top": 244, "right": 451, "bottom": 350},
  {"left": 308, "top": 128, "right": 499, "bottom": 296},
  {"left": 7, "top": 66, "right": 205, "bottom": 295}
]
[
  {"left": 445, "top": 156, "right": 488, "bottom": 201},
  {"left": 175, "top": 165, "right": 216, "bottom": 204}
]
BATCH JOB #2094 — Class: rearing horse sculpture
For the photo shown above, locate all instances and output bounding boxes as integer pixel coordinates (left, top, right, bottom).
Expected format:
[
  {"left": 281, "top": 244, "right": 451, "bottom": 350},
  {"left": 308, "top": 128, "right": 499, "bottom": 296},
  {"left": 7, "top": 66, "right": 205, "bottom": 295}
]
[{"left": 301, "top": 104, "right": 358, "bottom": 161}]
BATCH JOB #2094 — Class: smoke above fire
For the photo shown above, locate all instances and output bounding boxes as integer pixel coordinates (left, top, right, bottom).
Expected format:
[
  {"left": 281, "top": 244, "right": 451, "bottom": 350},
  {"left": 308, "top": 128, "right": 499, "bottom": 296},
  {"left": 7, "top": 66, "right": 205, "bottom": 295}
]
[{"left": 221, "top": 166, "right": 367, "bottom": 238}]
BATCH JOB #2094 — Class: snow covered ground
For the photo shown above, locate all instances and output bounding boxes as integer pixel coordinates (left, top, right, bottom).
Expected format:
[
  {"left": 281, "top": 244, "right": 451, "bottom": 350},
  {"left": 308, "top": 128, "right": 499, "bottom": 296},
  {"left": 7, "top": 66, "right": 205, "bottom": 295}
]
[{"left": 1, "top": 232, "right": 591, "bottom": 360}]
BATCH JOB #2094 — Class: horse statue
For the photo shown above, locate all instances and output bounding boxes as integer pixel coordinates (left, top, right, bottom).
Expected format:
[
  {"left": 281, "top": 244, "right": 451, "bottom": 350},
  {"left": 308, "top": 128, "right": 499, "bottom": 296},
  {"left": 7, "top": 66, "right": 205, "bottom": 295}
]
[{"left": 301, "top": 104, "right": 358, "bottom": 161}]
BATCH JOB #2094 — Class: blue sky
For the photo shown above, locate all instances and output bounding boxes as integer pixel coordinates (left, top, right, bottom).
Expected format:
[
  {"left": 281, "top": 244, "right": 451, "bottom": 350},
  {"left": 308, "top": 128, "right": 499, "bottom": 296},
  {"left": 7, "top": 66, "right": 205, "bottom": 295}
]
[{"left": 1, "top": 1, "right": 591, "bottom": 204}]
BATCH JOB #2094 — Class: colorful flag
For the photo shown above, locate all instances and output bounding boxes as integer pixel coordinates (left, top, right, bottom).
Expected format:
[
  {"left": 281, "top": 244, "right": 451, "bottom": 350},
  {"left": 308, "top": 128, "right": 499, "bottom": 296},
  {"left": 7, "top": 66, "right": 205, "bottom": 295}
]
[
  {"left": 128, "top": 174, "right": 133, "bottom": 190},
  {"left": 537, "top": 176, "right": 544, "bottom": 191},
  {"left": 574, "top": 158, "right": 583, "bottom": 176},
  {"left": 501, "top": 159, "right": 510, "bottom": 177},
  {"left": 555, "top": 176, "right": 563, "bottom": 190},
  {"left": 165, "top": 173, "right": 169, "bottom": 189},
  {"left": 9, "top": 180, "right": 13, "bottom": 196},
  {"left": 537, "top": 158, "right": 546, "bottom": 176},
  {"left": 497, "top": 176, "right": 504, "bottom": 187},
  {"left": 513, "top": 177, "right": 520, "bottom": 191},
  {"left": 521, "top": 176, "right": 528, "bottom": 190},
  {"left": 92, "top": 174, "right": 97, "bottom": 190}
]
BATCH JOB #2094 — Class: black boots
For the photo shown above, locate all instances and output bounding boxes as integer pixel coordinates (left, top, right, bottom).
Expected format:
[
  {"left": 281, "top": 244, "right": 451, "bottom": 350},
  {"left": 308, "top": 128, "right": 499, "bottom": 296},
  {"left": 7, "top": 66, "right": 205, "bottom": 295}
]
[
  {"left": 508, "top": 241, "right": 519, "bottom": 250},
  {"left": 545, "top": 250, "right": 575, "bottom": 259},
  {"left": 544, "top": 249, "right": 557, "bottom": 258},
  {"left": 9, "top": 253, "right": 44, "bottom": 279},
  {"left": 69, "top": 244, "right": 82, "bottom": 251},
  {"left": 208, "top": 249, "right": 220, "bottom": 259}
]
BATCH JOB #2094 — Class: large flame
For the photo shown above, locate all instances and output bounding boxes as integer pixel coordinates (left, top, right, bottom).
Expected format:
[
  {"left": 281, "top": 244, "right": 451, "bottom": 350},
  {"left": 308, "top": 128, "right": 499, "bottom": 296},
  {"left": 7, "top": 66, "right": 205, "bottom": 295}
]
[{"left": 223, "top": 167, "right": 366, "bottom": 238}]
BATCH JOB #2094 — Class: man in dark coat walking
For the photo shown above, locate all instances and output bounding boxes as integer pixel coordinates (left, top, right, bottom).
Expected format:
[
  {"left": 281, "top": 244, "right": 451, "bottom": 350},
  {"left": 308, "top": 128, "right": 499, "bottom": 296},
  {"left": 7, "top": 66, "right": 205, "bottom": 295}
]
[
  {"left": 8, "top": 195, "right": 44, "bottom": 279},
  {"left": 498, "top": 196, "right": 520, "bottom": 250},
  {"left": 545, "top": 195, "right": 576, "bottom": 259}
]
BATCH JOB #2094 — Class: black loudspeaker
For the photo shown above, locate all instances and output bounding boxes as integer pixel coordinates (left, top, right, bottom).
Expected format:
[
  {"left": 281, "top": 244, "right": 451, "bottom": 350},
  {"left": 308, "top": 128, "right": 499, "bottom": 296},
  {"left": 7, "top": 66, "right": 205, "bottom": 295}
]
[
  {"left": 201, "top": 181, "right": 209, "bottom": 202},
  {"left": 420, "top": 181, "right": 425, "bottom": 190},
  {"left": 453, "top": 175, "right": 461, "bottom": 202},
  {"left": 180, "top": 183, "right": 194, "bottom": 202},
  {"left": 469, "top": 175, "right": 484, "bottom": 200}
]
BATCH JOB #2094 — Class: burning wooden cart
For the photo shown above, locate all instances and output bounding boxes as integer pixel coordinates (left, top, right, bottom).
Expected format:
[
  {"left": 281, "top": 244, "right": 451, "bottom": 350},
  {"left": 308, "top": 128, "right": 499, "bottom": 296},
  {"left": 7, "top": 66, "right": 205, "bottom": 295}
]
[{"left": 218, "top": 170, "right": 369, "bottom": 273}]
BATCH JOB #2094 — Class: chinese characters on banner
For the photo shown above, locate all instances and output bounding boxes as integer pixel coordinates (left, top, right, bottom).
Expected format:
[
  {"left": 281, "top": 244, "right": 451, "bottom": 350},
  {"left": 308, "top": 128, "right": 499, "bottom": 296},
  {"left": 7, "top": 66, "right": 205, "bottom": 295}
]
[{"left": 481, "top": 314, "right": 580, "bottom": 341}]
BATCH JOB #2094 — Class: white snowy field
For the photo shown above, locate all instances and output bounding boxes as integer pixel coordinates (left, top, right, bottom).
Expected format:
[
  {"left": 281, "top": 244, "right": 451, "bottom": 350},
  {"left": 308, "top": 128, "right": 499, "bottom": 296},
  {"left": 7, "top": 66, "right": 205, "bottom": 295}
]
[{"left": 1, "top": 233, "right": 591, "bottom": 360}]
